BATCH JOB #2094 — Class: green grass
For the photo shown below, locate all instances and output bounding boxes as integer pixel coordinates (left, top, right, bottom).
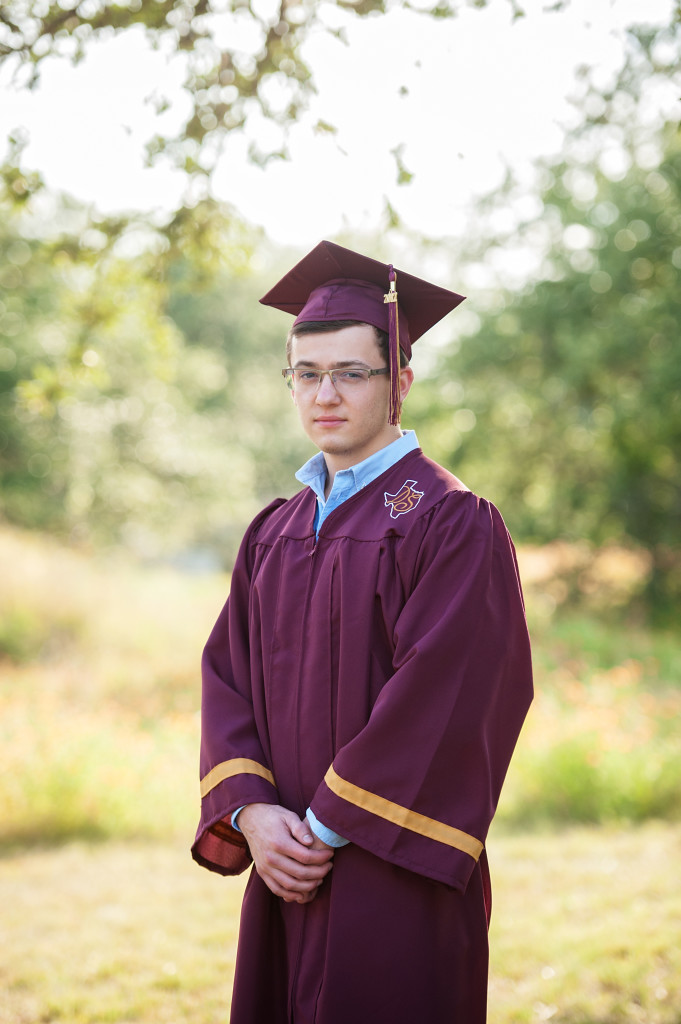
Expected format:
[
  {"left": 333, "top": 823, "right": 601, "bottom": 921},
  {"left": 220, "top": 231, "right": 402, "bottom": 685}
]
[{"left": 0, "top": 826, "right": 679, "bottom": 1023}]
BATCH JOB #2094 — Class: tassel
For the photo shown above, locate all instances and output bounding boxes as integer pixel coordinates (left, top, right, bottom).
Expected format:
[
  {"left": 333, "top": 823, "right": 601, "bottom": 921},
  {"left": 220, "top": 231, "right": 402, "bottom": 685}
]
[{"left": 384, "top": 266, "right": 401, "bottom": 425}]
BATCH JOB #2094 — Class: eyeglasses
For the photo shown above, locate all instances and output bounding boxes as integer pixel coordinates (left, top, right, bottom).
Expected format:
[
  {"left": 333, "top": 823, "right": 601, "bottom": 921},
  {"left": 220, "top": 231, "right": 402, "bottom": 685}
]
[{"left": 282, "top": 367, "right": 389, "bottom": 392}]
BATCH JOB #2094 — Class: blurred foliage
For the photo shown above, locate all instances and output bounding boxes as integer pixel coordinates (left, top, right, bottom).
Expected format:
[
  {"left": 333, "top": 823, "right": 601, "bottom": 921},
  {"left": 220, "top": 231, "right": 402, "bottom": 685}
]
[
  {"left": 0, "top": 0, "right": 530, "bottom": 198},
  {"left": 409, "top": 25, "right": 681, "bottom": 618},
  {"left": 1, "top": 14, "right": 680, "bottom": 615},
  {"left": 1, "top": 523, "right": 680, "bottom": 849},
  {"left": 414, "top": 126, "right": 681, "bottom": 614},
  {"left": 0, "top": 141, "right": 311, "bottom": 559},
  {"left": 2, "top": 105, "right": 680, "bottom": 601}
]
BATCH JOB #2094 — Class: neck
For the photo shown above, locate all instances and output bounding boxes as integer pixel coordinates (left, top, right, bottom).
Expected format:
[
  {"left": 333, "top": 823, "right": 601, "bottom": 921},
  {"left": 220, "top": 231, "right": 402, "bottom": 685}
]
[{"left": 322, "top": 426, "right": 403, "bottom": 498}]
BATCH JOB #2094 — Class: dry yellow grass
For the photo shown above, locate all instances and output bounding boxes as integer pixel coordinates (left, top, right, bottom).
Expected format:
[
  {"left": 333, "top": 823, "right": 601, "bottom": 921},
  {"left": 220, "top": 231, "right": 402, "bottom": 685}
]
[
  {"left": 0, "top": 825, "right": 679, "bottom": 1023},
  {"left": 0, "top": 841, "right": 244, "bottom": 1023},
  {"left": 487, "top": 822, "right": 681, "bottom": 1023}
]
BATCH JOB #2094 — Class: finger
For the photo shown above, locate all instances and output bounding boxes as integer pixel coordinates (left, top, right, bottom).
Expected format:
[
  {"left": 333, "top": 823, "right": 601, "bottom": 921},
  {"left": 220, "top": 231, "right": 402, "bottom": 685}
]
[
  {"left": 282, "top": 892, "right": 315, "bottom": 904},
  {"left": 262, "top": 869, "right": 324, "bottom": 900},
  {"left": 275, "top": 856, "right": 333, "bottom": 883},
  {"left": 257, "top": 844, "right": 333, "bottom": 877},
  {"left": 283, "top": 889, "right": 318, "bottom": 905},
  {"left": 268, "top": 839, "right": 334, "bottom": 869},
  {"left": 289, "top": 816, "right": 313, "bottom": 846},
  {"left": 281, "top": 875, "right": 326, "bottom": 903},
  {"left": 268, "top": 863, "right": 329, "bottom": 892}
]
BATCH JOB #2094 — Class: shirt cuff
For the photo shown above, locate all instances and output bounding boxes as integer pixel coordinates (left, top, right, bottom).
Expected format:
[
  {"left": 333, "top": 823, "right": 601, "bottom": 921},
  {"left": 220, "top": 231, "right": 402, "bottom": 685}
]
[
  {"left": 231, "top": 806, "right": 246, "bottom": 832},
  {"left": 306, "top": 807, "right": 350, "bottom": 848}
]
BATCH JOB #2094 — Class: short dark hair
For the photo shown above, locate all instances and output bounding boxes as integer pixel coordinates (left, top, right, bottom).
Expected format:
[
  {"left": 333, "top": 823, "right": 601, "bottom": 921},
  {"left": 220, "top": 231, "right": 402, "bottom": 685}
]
[{"left": 286, "top": 319, "right": 409, "bottom": 368}]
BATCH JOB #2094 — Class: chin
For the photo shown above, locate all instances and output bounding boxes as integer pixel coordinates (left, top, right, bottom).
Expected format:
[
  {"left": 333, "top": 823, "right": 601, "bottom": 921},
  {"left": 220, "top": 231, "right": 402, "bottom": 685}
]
[{"left": 318, "top": 440, "right": 351, "bottom": 456}]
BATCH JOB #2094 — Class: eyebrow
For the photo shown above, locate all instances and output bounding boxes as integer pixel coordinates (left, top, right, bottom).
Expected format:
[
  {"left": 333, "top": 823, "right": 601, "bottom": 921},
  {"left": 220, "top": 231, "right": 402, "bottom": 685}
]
[{"left": 292, "top": 359, "right": 373, "bottom": 369}]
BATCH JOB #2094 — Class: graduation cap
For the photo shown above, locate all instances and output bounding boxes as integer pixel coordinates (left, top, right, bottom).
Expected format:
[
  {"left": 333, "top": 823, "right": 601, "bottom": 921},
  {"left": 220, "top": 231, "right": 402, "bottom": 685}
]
[{"left": 260, "top": 240, "right": 465, "bottom": 425}]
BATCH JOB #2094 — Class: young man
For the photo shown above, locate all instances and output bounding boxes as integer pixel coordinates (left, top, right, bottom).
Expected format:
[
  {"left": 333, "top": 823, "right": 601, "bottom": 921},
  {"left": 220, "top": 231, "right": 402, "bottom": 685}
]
[{"left": 193, "top": 241, "right": 533, "bottom": 1023}]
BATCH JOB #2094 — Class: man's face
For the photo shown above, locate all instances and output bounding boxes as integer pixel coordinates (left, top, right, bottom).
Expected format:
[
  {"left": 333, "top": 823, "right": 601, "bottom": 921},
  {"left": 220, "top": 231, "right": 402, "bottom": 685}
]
[{"left": 289, "top": 323, "right": 413, "bottom": 469}]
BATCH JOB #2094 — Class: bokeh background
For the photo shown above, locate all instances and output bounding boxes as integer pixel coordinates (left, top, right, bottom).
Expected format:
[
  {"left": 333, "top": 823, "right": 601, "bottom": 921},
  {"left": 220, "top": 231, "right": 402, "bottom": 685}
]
[{"left": 1, "top": 1, "right": 680, "bottom": 1022}]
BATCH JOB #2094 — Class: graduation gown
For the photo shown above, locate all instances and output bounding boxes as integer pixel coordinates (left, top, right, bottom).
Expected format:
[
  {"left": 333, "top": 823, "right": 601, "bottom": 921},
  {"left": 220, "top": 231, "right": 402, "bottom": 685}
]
[{"left": 192, "top": 448, "right": 533, "bottom": 1024}]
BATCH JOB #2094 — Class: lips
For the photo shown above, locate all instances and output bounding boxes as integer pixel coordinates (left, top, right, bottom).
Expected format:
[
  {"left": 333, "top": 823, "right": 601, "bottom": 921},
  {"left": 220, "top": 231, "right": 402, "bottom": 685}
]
[{"left": 315, "top": 417, "right": 345, "bottom": 426}]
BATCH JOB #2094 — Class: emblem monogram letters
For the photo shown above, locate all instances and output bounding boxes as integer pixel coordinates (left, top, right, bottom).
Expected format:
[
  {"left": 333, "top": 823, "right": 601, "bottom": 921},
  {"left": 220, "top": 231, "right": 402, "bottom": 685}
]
[{"left": 384, "top": 479, "right": 424, "bottom": 519}]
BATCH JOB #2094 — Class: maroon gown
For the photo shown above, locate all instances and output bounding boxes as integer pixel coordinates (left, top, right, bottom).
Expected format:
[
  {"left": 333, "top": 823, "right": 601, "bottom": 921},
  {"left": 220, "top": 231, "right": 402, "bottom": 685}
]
[{"left": 193, "top": 448, "right": 533, "bottom": 1023}]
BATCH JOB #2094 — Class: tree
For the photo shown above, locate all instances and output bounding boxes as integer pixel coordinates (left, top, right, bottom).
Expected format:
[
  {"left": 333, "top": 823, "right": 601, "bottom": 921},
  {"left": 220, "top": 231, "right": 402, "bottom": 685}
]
[
  {"left": 0, "top": 139, "right": 314, "bottom": 557},
  {"left": 409, "top": 24, "right": 681, "bottom": 617},
  {"left": 0, "top": 0, "right": 553, "bottom": 201},
  {"left": 0, "top": 154, "right": 64, "bottom": 532},
  {"left": 3, "top": 2, "right": 680, "bottom": 600}
]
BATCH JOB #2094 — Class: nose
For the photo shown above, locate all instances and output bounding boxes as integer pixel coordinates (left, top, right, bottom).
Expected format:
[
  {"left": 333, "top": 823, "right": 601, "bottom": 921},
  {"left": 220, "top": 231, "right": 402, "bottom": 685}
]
[{"left": 315, "top": 372, "right": 341, "bottom": 404}]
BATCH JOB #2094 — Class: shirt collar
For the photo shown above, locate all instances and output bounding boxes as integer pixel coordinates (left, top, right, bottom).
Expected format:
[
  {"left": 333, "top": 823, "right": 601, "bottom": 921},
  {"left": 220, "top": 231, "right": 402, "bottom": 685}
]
[{"left": 295, "top": 430, "right": 419, "bottom": 505}]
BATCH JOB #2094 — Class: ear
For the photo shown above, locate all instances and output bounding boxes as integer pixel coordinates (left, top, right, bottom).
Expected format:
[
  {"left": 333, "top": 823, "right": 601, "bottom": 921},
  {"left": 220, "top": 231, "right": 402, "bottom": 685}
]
[{"left": 399, "top": 365, "right": 414, "bottom": 403}]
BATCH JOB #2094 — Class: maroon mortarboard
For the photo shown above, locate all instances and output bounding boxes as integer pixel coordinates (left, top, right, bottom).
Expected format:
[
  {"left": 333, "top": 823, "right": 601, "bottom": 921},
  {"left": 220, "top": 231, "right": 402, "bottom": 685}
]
[{"left": 260, "top": 240, "right": 465, "bottom": 425}]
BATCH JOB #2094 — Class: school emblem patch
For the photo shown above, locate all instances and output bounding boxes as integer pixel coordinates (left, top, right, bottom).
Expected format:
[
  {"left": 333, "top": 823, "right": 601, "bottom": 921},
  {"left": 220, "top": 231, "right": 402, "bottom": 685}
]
[{"left": 384, "top": 479, "right": 424, "bottom": 519}]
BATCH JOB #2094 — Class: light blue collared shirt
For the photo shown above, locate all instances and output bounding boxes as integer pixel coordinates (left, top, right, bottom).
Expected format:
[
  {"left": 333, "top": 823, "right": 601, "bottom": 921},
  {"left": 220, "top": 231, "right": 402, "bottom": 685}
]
[
  {"left": 295, "top": 429, "right": 420, "bottom": 537},
  {"left": 234, "top": 430, "right": 420, "bottom": 848}
]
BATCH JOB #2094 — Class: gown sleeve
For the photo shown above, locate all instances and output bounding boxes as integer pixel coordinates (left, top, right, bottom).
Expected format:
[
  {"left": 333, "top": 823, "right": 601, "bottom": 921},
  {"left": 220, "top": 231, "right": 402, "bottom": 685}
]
[
  {"left": 191, "top": 501, "right": 285, "bottom": 876},
  {"left": 309, "top": 491, "right": 533, "bottom": 891}
]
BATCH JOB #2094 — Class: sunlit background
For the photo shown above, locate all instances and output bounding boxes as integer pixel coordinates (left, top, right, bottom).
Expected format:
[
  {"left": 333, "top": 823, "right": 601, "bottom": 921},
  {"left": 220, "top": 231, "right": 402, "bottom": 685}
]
[
  {"left": 1, "top": 0, "right": 676, "bottom": 244},
  {"left": 1, "top": 1, "right": 680, "bottom": 1021}
]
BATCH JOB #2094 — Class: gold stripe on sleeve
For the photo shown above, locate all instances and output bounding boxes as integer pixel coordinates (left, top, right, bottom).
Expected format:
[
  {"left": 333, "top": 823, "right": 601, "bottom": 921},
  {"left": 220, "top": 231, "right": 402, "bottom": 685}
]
[
  {"left": 324, "top": 765, "right": 483, "bottom": 861},
  {"left": 200, "top": 758, "right": 275, "bottom": 798}
]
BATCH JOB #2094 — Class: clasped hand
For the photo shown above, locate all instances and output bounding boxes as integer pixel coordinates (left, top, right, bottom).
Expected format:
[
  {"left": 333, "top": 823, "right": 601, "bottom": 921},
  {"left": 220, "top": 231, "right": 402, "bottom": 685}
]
[{"left": 238, "top": 803, "right": 334, "bottom": 904}]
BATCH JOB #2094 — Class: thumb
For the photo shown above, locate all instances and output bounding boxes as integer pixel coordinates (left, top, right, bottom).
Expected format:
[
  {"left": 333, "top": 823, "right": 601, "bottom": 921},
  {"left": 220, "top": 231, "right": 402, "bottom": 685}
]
[{"left": 290, "top": 815, "right": 313, "bottom": 846}]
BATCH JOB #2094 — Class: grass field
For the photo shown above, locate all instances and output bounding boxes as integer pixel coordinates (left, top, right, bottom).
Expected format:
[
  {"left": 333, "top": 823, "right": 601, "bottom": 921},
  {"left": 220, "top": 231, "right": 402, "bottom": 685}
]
[
  {"left": 0, "top": 525, "right": 679, "bottom": 1022},
  {"left": 1, "top": 826, "right": 679, "bottom": 1023}
]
